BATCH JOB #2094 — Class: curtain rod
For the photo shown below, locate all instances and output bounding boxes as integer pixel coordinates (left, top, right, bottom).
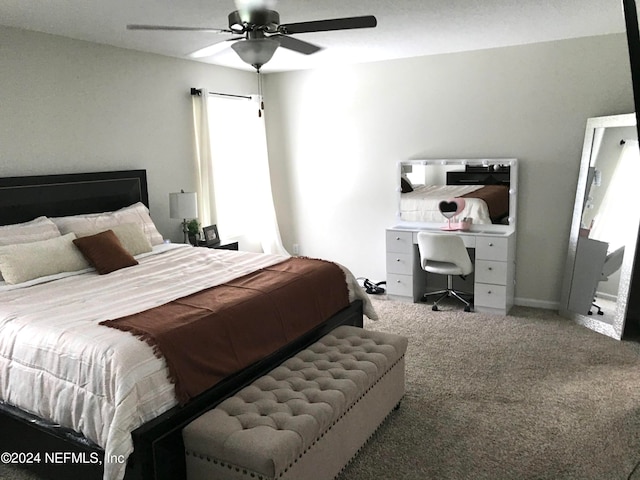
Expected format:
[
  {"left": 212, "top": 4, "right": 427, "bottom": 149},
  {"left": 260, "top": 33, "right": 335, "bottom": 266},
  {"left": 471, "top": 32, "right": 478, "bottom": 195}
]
[{"left": 190, "top": 88, "right": 251, "bottom": 100}]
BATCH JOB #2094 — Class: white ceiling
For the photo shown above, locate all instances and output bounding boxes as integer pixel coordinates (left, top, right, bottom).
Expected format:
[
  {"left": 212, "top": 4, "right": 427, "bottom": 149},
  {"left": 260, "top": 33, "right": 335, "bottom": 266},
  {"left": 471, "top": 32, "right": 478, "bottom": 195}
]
[{"left": 1, "top": 0, "right": 627, "bottom": 73}]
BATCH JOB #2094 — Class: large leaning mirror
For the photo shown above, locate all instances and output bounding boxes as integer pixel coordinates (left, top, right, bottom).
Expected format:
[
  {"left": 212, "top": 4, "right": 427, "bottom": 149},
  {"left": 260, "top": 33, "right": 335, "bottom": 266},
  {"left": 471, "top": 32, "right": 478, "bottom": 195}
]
[
  {"left": 560, "top": 114, "right": 640, "bottom": 339},
  {"left": 396, "top": 158, "right": 518, "bottom": 233}
]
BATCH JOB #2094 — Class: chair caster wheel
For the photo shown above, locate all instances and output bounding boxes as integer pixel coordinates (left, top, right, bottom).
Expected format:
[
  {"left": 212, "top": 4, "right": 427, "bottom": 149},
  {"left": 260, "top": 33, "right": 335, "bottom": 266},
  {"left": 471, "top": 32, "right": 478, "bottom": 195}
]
[
  {"left": 464, "top": 306, "right": 471, "bottom": 312},
  {"left": 432, "top": 305, "right": 438, "bottom": 311},
  {"left": 588, "top": 311, "right": 593, "bottom": 315},
  {"left": 597, "top": 311, "right": 604, "bottom": 315}
]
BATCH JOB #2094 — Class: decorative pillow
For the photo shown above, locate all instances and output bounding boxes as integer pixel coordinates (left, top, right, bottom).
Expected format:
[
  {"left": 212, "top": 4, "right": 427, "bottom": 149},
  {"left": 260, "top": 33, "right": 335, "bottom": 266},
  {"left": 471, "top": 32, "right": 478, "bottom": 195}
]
[
  {"left": 0, "top": 233, "right": 90, "bottom": 285},
  {"left": 52, "top": 202, "right": 164, "bottom": 246},
  {"left": 0, "top": 216, "right": 61, "bottom": 246},
  {"left": 401, "top": 176, "right": 414, "bottom": 193},
  {"left": 75, "top": 223, "right": 153, "bottom": 256},
  {"left": 73, "top": 230, "right": 139, "bottom": 275}
]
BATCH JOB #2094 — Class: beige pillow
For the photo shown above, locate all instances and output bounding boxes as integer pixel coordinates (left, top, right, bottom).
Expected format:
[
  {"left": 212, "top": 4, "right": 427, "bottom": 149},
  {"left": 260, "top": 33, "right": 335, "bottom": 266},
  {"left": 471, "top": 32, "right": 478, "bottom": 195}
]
[
  {"left": 76, "top": 223, "right": 152, "bottom": 256},
  {"left": 52, "top": 202, "right": 164, "bottom": 246},
  {"left": 0, "top": 233, "right": 90, "bottom": 285},
  {"left": 0, "top": 216, "right": 61, "bottom": 246}
]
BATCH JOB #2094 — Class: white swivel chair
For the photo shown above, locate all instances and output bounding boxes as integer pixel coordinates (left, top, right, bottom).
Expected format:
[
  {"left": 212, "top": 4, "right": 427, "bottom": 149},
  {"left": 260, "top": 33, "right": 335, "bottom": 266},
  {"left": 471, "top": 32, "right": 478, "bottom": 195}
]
[
  {"left": 417, "top": 231, "right": 474, "bottom": 312},
  {"left": 590, "top": 246, "right": 625, "bottom": 315}
]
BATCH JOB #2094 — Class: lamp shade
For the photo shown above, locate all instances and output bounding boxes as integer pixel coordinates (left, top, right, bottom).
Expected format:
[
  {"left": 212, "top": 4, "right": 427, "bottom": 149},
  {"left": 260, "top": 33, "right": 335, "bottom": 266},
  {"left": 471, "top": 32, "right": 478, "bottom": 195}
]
[
  {"left": 169, "top": 191, "right": 197, "bottom": 219},
  {"left": 231, "top": 39, "right": 279, "bottom": 69}
]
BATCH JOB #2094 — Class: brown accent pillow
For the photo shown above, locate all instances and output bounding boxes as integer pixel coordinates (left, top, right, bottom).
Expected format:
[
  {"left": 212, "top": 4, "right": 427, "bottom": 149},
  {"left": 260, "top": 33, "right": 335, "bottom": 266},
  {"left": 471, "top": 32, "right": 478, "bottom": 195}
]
[{"left": 73, "top": 229, "right": 139, "bottom": 274}]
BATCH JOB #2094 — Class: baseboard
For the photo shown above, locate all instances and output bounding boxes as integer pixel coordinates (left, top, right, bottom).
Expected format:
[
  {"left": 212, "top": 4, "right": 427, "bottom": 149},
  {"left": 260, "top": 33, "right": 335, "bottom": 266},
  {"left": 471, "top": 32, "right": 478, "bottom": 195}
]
[
  {"left": 595, "top": 292, "right": 617, "bottom": 302},
  {"left": 514, "top": 297, "right": 559, "bottom": 310}
]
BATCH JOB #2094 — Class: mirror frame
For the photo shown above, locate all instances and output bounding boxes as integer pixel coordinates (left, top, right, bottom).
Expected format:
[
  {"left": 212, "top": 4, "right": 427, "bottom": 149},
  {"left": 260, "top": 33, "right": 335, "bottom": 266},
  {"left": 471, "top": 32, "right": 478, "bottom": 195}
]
[
  {"left": 396, "top": 158, "right": 518, "bottom": 233},
  {"left": 559, "top": 114, "right": 640, "bottom": 339}
]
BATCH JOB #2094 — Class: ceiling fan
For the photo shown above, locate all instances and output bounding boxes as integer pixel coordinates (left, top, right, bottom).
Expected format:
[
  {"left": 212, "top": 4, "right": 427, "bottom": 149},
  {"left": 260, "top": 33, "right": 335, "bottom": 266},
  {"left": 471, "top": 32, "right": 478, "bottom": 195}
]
[{"left": 127, "top": 1, "right": 377, "bottom": 71}]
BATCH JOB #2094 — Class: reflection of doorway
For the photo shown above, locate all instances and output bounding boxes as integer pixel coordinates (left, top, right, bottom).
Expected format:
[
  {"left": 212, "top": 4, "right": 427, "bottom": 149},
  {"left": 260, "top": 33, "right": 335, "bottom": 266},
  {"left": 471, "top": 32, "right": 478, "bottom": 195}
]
[{"left": 590, "top": 139, "right": 640, "bottom": 251}]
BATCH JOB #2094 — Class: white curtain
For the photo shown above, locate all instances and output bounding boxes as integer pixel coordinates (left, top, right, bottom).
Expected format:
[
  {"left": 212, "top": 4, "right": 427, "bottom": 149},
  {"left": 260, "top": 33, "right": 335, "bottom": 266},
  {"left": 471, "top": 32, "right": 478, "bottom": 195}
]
[
  {"left": 590, "top": 139, "right": 640, "bottom": 251},
  {"left": 191, "top": 90, "right": 215, "bottom": 226},
  {"left": 192, "top": 91, "right": 288, "bottom": 255}
]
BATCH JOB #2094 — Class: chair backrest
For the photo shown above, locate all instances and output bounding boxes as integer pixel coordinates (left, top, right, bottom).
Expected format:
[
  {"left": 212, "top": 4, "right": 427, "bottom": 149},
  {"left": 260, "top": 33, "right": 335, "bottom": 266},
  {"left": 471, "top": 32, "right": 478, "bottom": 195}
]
[
  {"left": 602, "top": 246, "right": 625, "bottom": 280},
  {"left": 417, "top": 231, "right": 473, "bottom": 275}
]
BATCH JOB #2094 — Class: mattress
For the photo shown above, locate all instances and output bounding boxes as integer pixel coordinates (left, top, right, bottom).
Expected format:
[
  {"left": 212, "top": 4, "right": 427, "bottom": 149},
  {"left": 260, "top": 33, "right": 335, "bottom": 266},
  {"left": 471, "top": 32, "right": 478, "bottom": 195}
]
[{"left": 0, "top": 244, "right": 374, "bottom": 480}]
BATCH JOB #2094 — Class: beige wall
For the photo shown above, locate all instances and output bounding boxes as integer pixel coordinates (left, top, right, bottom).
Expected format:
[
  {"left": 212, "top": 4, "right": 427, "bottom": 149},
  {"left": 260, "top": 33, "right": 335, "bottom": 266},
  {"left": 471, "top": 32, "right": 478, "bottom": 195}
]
[
  {"left": 1, "top": 25, "right": 635, "bottom": 308},
  {"left": 0, "top": 26, "right": 256, "bottom": 242},
  {"left": 264, "top": 34, "right": 635, "bottom": 308}
]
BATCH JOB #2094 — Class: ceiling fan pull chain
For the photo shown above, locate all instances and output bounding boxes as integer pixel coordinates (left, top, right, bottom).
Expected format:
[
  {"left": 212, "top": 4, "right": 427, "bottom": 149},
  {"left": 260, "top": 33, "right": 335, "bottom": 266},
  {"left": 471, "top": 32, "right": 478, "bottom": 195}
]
[{"left": 257, "top": 69, "right": 264, "bottom": 117}]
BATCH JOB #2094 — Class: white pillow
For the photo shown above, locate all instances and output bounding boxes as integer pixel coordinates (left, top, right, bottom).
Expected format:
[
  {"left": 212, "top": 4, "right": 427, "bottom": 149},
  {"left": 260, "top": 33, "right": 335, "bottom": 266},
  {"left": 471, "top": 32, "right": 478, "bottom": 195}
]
[
  {"left": 52, "top": 202, "right": 164, "bottom": 246},
  {"left": 0, "top": 233, "right": 90, "bottom": 285},
  {"left": 0, "top": 216, "right": 61, "bottom": 246},
  {"left": 76, "top": 223, "right": 153, "bottom": 256}
]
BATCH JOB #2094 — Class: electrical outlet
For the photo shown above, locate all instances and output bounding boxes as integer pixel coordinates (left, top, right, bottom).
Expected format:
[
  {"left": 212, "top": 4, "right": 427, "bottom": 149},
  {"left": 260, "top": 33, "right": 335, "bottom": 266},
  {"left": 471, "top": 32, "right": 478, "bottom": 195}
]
[{"left": 292, "top": 243, "right": 299, "bottom": 255}]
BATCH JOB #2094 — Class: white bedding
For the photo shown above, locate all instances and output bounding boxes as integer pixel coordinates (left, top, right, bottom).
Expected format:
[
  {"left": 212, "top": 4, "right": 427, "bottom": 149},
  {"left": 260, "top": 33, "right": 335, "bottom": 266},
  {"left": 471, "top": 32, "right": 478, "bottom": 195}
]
[
  {"left": 400, "top": 185, "right": 492, "bottom": 224},
  {"left": 0, "top": 244, "right": 374, "bottom": 480}
]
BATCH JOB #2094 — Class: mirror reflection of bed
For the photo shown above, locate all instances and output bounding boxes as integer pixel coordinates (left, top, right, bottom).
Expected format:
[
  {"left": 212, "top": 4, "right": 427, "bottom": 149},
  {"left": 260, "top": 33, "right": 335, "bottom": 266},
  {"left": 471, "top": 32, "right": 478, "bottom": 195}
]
[{"left": 399, "top": 161, "right": 513, "bottom": 226}]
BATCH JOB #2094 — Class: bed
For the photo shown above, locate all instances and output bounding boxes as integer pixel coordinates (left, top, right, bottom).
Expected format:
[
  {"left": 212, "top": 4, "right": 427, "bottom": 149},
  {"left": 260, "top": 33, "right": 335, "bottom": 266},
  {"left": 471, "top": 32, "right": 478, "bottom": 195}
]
[
  {"left": 400, "top": 167, "right": 510, "bottom": 224},
  {"left": 0, "top": 170, "right": 373, "bottom": 480}
]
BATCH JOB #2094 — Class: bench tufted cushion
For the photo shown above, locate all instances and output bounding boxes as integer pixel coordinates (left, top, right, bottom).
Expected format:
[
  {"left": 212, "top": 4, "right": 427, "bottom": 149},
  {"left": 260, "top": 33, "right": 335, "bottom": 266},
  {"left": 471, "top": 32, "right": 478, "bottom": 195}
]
[{"left": 183, "top": 325, "right": 408, "bottom": 479}]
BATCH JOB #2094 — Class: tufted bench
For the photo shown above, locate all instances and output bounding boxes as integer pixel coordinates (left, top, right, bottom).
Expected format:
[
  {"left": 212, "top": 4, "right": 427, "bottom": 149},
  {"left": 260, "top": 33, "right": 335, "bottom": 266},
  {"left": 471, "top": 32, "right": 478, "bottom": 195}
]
[{"left": 182, "top": 325, "right": 408, "bottom": 480}]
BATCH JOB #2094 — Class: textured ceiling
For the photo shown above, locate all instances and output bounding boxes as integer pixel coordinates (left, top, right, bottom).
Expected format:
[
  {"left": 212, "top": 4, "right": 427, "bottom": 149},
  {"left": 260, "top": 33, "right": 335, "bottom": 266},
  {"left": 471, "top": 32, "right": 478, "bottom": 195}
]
[{"left": 1, "top": 0, "right": 627, "bottom": 72}]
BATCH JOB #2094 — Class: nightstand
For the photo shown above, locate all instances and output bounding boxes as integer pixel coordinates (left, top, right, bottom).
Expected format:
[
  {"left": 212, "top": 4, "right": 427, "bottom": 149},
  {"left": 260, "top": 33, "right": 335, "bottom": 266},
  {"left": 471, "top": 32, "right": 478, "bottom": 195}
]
[{"left": 199, "top": 241, "right": 239, "bottom": 251}]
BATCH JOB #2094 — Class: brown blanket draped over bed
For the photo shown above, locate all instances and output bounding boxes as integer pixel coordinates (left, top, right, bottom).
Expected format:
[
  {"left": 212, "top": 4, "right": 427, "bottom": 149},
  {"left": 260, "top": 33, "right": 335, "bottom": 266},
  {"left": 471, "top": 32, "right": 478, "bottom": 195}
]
[
  {"left": 100, "top": 257, "right": 350, "bottom": 404},
  {"left": 461, "top": 185, "right": 509, "bottom": 222}
]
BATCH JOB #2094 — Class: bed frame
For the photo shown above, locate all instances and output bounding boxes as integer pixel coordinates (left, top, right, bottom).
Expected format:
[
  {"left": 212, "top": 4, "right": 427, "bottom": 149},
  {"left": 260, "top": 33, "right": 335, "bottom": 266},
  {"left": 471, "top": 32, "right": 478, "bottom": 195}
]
[{"left": 0, "top": 170, "right": 364, "bottom": 480}]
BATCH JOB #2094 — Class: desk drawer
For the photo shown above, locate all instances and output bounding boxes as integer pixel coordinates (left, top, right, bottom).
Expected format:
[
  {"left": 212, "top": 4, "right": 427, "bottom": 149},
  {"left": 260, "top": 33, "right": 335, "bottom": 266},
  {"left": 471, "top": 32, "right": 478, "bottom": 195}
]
[
  {"left": 386, "top": 230, "right": 413, "bottom": 253},
  {"left": 387, "top": 273, "right": 413, "bottom": 297},
  {"left": 475, "top": 260, "right": 507, "bottom": 285},
  {"left": 386, "top": 253, "right": 413, "bottom": 275},
  {"left": 474, "top": 283, "right": 507, "bottom": 309},
  {"left": 476, "top": 236, "right": 509, "bottom": 261}
]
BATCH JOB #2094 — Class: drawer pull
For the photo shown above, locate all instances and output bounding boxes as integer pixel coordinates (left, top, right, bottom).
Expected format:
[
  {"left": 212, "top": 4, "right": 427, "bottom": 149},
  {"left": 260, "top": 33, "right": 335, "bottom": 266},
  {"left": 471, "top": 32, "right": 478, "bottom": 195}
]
[
  {"left": 487, "top": 290, "right": 492, "bottom": 294},
  {"left": 488, "top": 242, "right": 494, "bottom": 247},
  {"left": 396, "top": 237, "right": 400, "bottom": 241},
  {"left": 396, "top": 258, "right": 401, "bottom": 262},
  {"left": 396, "top": 280, "right": 401, "bottom": 284},
  {"left": 488, "top": 267, "right": 493, "bottom": 271}
]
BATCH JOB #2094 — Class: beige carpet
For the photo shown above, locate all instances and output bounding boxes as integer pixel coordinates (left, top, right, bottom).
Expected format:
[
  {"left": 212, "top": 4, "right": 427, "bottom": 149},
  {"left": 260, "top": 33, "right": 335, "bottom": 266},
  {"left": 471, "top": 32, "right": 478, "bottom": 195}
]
[
  {"left": 3, "top": 297, "right": 640, "bottom": 480},
  {"left": 336, "top": 296, "right": 640, "bottom": 480}
]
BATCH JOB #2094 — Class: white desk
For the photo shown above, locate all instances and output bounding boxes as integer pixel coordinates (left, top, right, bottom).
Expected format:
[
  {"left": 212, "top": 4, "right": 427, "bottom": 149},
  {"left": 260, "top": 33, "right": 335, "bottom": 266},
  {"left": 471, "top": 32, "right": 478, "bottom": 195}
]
[{"left": 386, "top": 226, "right": 516, "bottom": 315}]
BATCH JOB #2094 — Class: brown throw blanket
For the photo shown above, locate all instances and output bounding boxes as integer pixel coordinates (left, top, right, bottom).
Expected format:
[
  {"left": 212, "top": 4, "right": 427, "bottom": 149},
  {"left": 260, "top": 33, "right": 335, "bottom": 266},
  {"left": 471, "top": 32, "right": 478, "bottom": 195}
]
[
  {"left": 100, "top": 257, "right": 349, "bottom": 404},
  {"left": 461, "top": 185, "right": 509, "bottom": 222}
]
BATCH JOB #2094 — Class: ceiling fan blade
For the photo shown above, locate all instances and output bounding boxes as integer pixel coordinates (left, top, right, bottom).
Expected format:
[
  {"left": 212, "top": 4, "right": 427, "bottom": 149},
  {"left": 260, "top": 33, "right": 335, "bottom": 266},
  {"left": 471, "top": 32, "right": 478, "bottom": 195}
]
[
  {"left": 271, "top": 34, "right": 322, "bottom": 55},
  {"left": 190, "top": 37, "right": 243, "bottom": 58},
  {"left": 280, "top": 15, "right": 377, "bottom": 35},
  {"left": 127, "top": 24, "right": 231, "bottom": 33}
]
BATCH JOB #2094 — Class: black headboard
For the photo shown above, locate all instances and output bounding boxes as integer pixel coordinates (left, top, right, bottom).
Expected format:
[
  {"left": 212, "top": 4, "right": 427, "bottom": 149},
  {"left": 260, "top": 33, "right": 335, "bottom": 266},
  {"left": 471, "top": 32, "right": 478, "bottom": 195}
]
[
  {"left": 0, "top": 170, "right": 148, "bottom": 226},
  {"left": 446, "top": 165, "right": 511, "bottom": 186}
]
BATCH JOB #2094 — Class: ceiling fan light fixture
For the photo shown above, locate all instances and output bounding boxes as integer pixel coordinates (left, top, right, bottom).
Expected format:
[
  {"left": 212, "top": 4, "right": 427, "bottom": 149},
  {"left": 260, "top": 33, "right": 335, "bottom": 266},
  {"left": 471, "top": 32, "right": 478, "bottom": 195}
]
[{"left": 231, "top": 38, "right": 279, "bottom": 69}]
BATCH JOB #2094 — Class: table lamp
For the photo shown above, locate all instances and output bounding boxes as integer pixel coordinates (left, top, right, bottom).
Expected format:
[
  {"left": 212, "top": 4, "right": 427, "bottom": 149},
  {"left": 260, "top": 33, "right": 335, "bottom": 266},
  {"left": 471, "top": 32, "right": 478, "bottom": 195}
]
[{"left": 169, "top": 190, "right": 198, "bottom": 243}]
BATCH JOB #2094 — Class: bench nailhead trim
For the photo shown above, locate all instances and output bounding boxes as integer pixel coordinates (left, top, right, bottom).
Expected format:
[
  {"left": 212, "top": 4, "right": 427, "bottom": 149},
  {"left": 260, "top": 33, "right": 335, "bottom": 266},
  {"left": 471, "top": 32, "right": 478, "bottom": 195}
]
[
  {"left": 185, "top": 354, "right": 405, "bottom": 479},
  {"left": 185, "top": 328, "right": 407, "bottom": 480}
]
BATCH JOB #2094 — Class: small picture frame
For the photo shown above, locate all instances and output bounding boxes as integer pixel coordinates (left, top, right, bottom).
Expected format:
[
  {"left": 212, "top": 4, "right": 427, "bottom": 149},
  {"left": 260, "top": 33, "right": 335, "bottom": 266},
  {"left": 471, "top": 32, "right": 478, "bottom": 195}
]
[{"left": 202, "top": 224, "right": 220, "bottom": 246}]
